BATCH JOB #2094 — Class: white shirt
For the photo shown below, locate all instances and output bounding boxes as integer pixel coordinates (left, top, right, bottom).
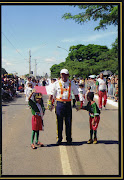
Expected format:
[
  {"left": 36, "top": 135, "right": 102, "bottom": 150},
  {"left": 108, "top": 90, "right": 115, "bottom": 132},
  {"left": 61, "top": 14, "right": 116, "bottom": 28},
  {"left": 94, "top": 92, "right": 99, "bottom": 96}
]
[
  {"left": 46, "top": 83, "right": 56, "bottom": 98},
  {"left": 25, "top": 87, "right": 33, "bottom": 101},
  {"left": 25, "top": 80, "right": 33, "bottom": 88},
  {"left": 79, "top": 80, "right": 84, "bottom": 84},
  {"left": 78, "top": 87, "right": 86, "bottom": 101},
  {"left": 50, "top": 79, "right": 79, "bottom": 100},
  {"left": 97, "top": 78, "right": 107, "bottom": 91},
  {"left": 18, "top": 78, "right": 22, "bottom": 85}
]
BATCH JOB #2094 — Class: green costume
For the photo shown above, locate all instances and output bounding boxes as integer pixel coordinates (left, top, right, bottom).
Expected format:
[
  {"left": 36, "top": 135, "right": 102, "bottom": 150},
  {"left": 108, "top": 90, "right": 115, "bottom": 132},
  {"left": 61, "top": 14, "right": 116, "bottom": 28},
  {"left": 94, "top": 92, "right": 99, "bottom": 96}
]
[
  {"left": 82, "top": 101, "right": 100, "bottom": 140},
  {"left": 83, "top": 101, "right": 100, "bottom": 117},
  {"left": 28, "top": 98, "right": 45, "bottom": 144},
  {"left": 28, "top": 98, "right": 45, "bottom": 116}
]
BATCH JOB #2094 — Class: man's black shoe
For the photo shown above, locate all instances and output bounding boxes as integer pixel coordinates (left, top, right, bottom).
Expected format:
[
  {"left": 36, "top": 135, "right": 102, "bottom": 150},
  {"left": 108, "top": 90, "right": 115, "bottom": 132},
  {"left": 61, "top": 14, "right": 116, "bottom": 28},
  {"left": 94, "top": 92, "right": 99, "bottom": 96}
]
[
  {"left": 67, "top": 141, "right": 72, "bottom": 145},
  {"left": 56, "top": 140, "right": 62, "bottom": 145}
]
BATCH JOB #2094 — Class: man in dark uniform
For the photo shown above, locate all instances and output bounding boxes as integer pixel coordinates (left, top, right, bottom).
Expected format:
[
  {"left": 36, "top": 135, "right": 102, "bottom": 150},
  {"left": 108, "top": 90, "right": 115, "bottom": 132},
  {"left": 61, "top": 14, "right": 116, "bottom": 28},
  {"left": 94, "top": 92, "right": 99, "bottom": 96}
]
[{"left": 47, "top": 69, "right": 80, "bottom": 145}]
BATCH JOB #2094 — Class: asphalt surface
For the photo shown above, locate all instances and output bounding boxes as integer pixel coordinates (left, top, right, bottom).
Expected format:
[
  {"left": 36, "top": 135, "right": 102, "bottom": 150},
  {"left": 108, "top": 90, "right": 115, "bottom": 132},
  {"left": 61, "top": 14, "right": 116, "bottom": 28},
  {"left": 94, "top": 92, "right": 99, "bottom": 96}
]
[{"left": 2, "top": 93, "right": 119, "bottom": 177}]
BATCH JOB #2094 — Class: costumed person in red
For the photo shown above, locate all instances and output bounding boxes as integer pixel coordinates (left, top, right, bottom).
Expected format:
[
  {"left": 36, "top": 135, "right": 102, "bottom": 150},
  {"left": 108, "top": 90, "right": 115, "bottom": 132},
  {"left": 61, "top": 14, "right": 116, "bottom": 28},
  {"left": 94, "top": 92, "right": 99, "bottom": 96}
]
[
  {"left": 28, "top": 89, "right": 45, "bottom": 149},
  {"left": 78, "top": 92, "right": 100, "bottom": 144},
  {"left": 96, "top": 73, "right": 107, "bottom": 110}
]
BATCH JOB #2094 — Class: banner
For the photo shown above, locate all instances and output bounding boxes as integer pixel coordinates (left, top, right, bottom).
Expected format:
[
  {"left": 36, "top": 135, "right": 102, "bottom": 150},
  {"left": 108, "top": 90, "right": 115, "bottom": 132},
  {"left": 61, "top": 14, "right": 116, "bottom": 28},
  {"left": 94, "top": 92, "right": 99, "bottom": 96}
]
[{"left": 34, "top": 86, "right": 51, "bottom": 95}]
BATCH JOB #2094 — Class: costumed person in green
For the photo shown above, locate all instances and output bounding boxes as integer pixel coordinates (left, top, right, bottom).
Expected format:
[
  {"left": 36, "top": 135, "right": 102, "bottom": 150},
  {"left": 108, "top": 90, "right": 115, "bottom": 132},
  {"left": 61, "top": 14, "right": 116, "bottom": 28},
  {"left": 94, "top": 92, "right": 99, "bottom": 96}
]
[
  {"left": 77, "top": 92, "right": 100, "bottom": 144},
  {"left": 28, "top": 89, "right": 45, "bottom": 149}
]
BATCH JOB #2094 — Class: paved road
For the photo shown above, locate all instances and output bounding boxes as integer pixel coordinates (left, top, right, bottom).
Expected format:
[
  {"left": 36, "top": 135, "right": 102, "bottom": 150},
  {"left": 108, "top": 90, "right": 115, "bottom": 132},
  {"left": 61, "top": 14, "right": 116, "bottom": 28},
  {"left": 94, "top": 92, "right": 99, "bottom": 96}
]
[{"left": 2, "top": 93, "right": 119, "bottom": 176}]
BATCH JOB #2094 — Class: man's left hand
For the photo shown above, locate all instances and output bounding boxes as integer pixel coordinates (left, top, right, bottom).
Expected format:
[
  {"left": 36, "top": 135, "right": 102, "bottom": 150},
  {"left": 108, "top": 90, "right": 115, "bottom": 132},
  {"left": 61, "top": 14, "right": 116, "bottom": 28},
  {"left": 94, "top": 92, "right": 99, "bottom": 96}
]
[{"left": 76, "top": 101, "right": 81, "bottom": 111}]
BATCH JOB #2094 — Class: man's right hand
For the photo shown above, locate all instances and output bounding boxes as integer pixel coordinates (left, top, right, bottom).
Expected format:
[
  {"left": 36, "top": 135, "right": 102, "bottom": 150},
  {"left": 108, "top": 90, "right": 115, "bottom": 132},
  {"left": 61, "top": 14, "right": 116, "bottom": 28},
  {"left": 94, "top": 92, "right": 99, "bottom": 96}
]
[{"left": 47, "top": 100, "right": 52, "bottom": 111}]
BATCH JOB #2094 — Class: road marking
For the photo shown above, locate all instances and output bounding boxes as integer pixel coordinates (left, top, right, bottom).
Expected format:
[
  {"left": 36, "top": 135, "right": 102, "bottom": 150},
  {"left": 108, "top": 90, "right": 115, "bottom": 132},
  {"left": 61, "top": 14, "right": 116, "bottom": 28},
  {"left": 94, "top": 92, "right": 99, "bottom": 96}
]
[{"left": 59, "top": 138, "right": 72, "bottom": 175}]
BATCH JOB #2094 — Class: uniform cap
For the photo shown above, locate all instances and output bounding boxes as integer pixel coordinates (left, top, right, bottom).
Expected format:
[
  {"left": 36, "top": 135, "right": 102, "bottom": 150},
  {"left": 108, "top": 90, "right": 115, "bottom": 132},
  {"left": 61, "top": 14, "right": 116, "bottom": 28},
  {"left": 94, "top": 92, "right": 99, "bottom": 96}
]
[{"left": 60, "top": 69, "right": 69, "bottom": 74}]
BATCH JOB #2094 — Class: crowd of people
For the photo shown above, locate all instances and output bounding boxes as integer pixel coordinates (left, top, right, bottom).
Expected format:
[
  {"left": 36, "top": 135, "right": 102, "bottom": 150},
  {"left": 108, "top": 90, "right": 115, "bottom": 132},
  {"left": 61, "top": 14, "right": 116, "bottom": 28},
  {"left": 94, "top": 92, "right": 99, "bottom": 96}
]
[
  {"left": 1, "top": 74, "right": 19, "bottom": 101},
  {"left": 72, "top": 74, "right": 118, "bottom": 102},
  {"left": 1, "top": 75, "right": 50, "bottom": 101},
  {"left": 1, "top": 73, "right": 118, "bottom": 103}
]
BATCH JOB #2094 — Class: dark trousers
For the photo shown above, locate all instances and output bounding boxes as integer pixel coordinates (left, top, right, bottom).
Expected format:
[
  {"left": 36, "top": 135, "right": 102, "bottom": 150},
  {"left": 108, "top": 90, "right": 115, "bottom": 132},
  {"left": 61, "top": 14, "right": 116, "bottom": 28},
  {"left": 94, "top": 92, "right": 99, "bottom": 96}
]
[{"left": 56, "top": 101, "right": 72, "bottom": 142}]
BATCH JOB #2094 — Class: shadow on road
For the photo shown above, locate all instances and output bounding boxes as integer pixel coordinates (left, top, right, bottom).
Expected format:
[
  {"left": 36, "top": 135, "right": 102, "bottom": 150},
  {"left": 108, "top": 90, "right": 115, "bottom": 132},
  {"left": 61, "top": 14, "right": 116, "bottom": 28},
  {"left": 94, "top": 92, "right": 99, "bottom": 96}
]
[
  {"left": 97, "top": 140, "right": 119, "bottom": 144},
  {"left": 2, "top": 104, "right": 9, "bottom": 106},
  {"left": 10, "top": 104, "right": 28, "bottom": 106},
  {"left": 46, "top": 140, "right": 118, "bottom": 147},
  {"left": 2, "top": 94, "right": 22, "bottom": 106},
  {"left": 103, "top": 109, "right": 118, "bottom": 111},
  {"left": 46, "top": 141, "right": 87, "bottom": 147}
]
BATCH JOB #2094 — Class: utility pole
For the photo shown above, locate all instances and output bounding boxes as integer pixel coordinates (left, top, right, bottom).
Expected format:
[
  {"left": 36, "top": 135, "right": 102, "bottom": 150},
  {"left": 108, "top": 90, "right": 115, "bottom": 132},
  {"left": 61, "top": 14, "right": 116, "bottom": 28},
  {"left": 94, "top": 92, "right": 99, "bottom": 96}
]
[
  {"left": 29, "top": 49, "right": 31, "bottom": 77},
  {"left": 34, "top": 59, "right": 37, "bottom": 79}
]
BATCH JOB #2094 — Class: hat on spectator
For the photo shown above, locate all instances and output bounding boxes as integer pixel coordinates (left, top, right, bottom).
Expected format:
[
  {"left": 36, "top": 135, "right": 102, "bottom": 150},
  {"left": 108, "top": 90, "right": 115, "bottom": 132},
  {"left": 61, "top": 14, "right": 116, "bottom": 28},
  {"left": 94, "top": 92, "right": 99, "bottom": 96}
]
[{"left": 60, "top": 69, "right": 69, "bottom": 74}]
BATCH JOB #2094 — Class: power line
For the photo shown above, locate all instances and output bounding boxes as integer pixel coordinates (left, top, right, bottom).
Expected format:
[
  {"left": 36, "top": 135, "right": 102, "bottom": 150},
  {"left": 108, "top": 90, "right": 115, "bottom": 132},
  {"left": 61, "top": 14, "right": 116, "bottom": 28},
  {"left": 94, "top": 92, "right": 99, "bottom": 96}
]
[
  {"left": 2, "top": 32, "right": 26, "bottom": 59},
  {"left": 2, "top": 11, "right": 28, "bottom": 58}
]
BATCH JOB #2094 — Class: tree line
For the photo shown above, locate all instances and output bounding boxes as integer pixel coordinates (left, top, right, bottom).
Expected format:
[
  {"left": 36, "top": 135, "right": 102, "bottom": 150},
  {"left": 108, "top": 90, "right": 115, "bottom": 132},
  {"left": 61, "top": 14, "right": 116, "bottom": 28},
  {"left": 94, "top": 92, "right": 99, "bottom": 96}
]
[{"left": 50, "top": 39, "right": 118, "bottom": 79}]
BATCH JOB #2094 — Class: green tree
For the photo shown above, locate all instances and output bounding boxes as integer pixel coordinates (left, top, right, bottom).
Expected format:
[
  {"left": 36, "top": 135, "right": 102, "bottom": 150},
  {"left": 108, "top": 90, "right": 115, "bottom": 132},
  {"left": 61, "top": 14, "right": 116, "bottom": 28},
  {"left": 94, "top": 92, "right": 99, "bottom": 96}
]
[
  {"left": 50, "top": 62, "right": 66, "bottom": 78},
  {"left": 1, "top": 68, "right": 8, "bottom": 75},
  {"left": 66, "top": 44, "right": 109, "bottom": 63},
  {"left": 50, "top": 42, "right": 118, "bottom": 78},
  {"left": 62, "top": 5, "right": 118, "bottom": 30},
  {"left": 111, "top": 37, "right": 118, "bottom": 55},
  {"left": 25, "top": 74, "right": 29, "bottom": 77}
]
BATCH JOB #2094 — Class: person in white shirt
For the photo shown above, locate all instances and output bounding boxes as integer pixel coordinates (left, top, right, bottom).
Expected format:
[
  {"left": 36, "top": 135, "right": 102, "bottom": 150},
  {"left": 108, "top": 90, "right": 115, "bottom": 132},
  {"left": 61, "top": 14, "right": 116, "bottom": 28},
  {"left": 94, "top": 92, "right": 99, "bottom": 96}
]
[
  {"left": 79, "top": 78, "right": 84, "bottom": 85},
  {"left": 25, "top": 83, "right": 33, "bottom": 102},
  {"left": 24, "top": 77, "right": 33, "bottom": 94},
  {"left": 96, "top": 73, "right": 107, "bottom": 110},
  {"left": 25, "top": 77, "right": 32, "bottom": 88},
  {"left": 78, "top": 84, "right": 86, "bottom": 108},
  {"left": 48, "top": 69, "right": 80, "bottom": 145}
]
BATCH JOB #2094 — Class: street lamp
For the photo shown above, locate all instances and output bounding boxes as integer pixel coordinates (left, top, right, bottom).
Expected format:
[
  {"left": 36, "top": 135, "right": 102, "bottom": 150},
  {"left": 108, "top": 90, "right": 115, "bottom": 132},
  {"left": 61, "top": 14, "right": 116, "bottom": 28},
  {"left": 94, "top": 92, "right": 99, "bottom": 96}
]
[
  {"left": 57, "top": 46, "right": 69, "bottom": 53},
  {"left": 57, "top": 46, "right": 74, "bottom": 79}
]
